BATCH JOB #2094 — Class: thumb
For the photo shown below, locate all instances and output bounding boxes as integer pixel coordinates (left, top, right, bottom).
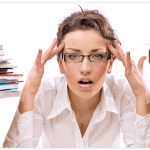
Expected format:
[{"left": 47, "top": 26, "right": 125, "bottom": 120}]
[{"left": 138, "top": 56, "right": 146, "bottom": 76}]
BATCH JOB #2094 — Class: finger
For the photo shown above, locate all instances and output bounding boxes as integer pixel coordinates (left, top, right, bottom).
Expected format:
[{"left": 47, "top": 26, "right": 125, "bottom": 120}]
[
  {"left": 35, "top": 49, "right": 42, "bottom": 67},
  {"left": 114, "top": 40, "right": 127, "bottom": 67},
  {"left": 106, "top": 40, "right": 121, "bottom": 59},
  {"left": 49, "top": 40, "right": 65, "bottom": 59},
  {"left": 126, "top": 51, "right": 132, "bottom": 76},
  {"left": 42, "top": 40, "right": 65, "bottom": 65},
  {"left": 46, "top": 38, "right": 58, "bottom": 54},
  {"left": 41, "top": 38, "right": 58, "bottom": 64},
  {"left": 138, "top": 56, "right": 146, "bottom": 75},
  {"left": 107, "top": 40, "right": 127, "bottom": 66}
]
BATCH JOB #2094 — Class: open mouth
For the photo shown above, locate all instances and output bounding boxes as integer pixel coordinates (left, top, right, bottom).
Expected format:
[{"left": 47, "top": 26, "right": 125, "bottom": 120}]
[
  {"left": 78, "top": 81, "right": 93, "bottom": 84},
  {"left": 78, "top": 80, "right": 93, "bottom": 89}
]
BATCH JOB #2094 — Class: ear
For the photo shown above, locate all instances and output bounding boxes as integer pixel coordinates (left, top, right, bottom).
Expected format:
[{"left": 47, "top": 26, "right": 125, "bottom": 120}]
[
  {"left": 57, "top": 56, "right": 65, "bottom": 74},
  {"left": 107, "top": 57, "right": 115, "bottom": 74}
]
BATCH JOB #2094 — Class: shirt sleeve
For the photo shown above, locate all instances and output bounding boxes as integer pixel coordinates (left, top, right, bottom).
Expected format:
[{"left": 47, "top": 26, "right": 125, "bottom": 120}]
[
  {"left": 134, "top": 113, "right": 150, "bottom": 147},
  {"left": 120, "top": 83, "right": 150, "bottom": 148},
  {"left": 3, "top": 93, "right": 44, "bottom": 148}
]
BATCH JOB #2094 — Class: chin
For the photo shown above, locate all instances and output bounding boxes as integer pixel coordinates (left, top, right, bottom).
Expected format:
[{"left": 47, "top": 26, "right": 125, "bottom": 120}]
[
  {"left": 67, "top": 84, "right": 102, "bottom": 100},
  {"left": 76, "top": 90, "right": 99, "bottom": 99}
]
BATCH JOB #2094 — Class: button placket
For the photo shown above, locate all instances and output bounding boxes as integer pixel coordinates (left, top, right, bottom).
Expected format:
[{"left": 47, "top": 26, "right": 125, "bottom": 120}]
[
  {"left": 83, "top": 128, "right": 89, "bottom": 148},
  {"left": 75, "top": 126, "right": 84, "bottom": 148}
]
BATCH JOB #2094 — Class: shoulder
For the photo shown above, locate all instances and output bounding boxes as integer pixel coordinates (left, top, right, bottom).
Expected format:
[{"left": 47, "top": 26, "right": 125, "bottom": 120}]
[
  {"left": 105, "top": 75, "right": 134, "bottom": 99},
  {"left": 105, "top": 75, "right": 127, "bottom": 91},
  {"left": 35, "top": 75, "right": 66, "bottom": 103},
  {"left": 33, "top": 75, "right": 66, "bottom": 115},
  {"left": 105, "top": 75, "right": 136, "bottom": 116},
  {"left": 37, "top": 75, "right": 66, "bottom": 95}
]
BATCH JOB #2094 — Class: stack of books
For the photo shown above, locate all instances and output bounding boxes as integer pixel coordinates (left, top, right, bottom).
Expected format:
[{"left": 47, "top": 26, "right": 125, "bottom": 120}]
[{"left": 0, "top": 45, "right": 23, "bottom": 92}]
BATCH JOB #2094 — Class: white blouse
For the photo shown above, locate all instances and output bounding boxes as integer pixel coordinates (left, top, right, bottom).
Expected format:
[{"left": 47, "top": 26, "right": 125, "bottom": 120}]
[{"left": 3, "top": 75, "right": 150, "bottom": 148}]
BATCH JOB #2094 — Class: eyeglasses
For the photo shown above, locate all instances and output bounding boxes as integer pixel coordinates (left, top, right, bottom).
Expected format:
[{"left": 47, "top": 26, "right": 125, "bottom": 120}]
[{"left": 59, "top": 53, "right": 112, "bottom": 63}]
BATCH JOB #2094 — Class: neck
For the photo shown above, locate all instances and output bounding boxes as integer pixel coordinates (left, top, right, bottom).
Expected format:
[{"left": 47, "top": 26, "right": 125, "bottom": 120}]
[{"left": 68, "top": 87, "right": 102, "bottom": 115}]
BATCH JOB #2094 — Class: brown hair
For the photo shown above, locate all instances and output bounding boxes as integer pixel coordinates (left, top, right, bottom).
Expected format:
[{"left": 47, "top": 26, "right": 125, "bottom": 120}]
[{"left": 56, "top": 6, "right": 121, "bottom": 55}]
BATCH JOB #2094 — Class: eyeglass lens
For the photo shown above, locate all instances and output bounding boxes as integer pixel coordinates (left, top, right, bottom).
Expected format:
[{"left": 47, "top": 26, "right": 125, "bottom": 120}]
[{"left": 65, "top": 53, "right": 108, "bottom": 62}]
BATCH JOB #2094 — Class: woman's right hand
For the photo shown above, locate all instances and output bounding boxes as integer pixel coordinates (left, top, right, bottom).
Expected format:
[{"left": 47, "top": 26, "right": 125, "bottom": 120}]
[{"left": 23, "top": 38, "right": 65, "bottom": 96}]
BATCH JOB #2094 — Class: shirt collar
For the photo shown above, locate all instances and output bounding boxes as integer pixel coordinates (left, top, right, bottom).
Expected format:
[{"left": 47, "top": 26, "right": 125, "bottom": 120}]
[
  {"left": 47, "top": 76, "right": 119, "bottom": 120},
  {"left": 47, "top": 75, "right": 71, "bottom": 119},
  {"left": 93, "top": 81, "right": 119, "bottom": 118}
]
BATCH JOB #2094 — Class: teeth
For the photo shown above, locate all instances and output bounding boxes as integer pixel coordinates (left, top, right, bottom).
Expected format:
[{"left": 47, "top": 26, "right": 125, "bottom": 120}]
[
  {"left": 83, "top": 80, "right": 90, "bottom": 82},
  {"left": 82, "top": 80, "right": 92, "bottom": 82}
]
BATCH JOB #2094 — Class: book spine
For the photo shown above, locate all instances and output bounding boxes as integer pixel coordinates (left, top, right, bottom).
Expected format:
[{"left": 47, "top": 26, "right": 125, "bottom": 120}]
[
  {"left": 0, "top": 88, "right": 17, "bottom": 91},
  {"left": 0, "top": 81, "right": 23, "bottom": 84},
  {"left": 0, "top": 83, "right": 18, "bottom": 86},
  {"left": 0, "top": 74, "right": 23, "bottom": 76},
  {"left": 0, "top": 45, "right": 4, "bottom": 56}
]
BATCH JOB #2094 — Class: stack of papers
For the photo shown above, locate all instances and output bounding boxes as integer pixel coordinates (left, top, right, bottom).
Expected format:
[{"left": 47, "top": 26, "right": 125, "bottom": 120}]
[
  {"left": 0, "top": 58, "right": 17, "bottom": 69},
  {"left": 0, "top": 56, "right": 23, "bottom": 92}
]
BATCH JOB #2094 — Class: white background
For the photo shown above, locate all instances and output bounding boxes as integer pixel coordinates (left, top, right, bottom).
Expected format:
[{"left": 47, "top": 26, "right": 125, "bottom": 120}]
[{"left": 0, "top": 2, "right": 150, "bottom": 147}]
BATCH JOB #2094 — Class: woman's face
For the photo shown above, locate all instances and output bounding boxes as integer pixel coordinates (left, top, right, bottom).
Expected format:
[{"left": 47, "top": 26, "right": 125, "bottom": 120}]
[{"left": 57, "top": 29, "right": 114, "bottom": 99}]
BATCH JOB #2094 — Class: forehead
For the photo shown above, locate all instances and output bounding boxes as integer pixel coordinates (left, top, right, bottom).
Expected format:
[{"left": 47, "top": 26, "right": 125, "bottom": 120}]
[{"left": 63, "top": 29, "right": 107, "bottom": 53}]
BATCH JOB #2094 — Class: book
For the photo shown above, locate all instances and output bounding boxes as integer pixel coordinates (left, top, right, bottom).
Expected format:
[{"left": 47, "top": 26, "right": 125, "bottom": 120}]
[
  {"left": 0, "top": 79, "right": 18, "bottom": 83},
  {"left": 0, "top": 79, "right": 22, "bottom": 83},
  {"left": 0, "top": 57, "right": 16, "bottom": 68},
  {"left": 0, "top": 72, "right": 13, "bottom": 74},
  {"left": 0, "top": 81, "right": 23, "bottom": 84},
  {"left": 0, "top": 74, "right": 23, "bottom": 76},
  {"left": 0, "top": 74, "right": 23, "bottom": 80},
  {"left": 0, "top": 65, "right": 17, "bottom": 68},
  {"left": 0, "top": 68, "right": 13, "bottom": 73},
  {"left": 0, "top": 76, "right": 22, "bottom": 79},
  {"left": 0, "top": 88, "right": 18, "bottom": 92},
  {"left": 0, "top": 62, "right": 10, "bottom": 65},
  {"left": 0, "top": 58, "right": 13, "bottom": 63},
  {"left": 0, "top": 49, "right": 23, "bottom": 93},
  {"left": 0, "top": 68, "right": 13, "bottom": 70},
  {"left": 0, "top": 45, "right": 4, "bottom": 56},
  {"left": 0, "top": 88, "right": 18, "bottom": 91},
  {"left": 0, "top": 83, "right": 18, "bottom": 90}
]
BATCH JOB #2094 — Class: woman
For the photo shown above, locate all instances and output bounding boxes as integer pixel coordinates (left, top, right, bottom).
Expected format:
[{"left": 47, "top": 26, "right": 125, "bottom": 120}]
[{"left": 3, "top": 7, "right": 150, "bottom": 148}]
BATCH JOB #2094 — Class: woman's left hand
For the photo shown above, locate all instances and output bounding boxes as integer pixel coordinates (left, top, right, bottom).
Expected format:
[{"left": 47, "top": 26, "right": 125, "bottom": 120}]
[{"left": 107, "top": 40, "right": 150, "bottom": 104}]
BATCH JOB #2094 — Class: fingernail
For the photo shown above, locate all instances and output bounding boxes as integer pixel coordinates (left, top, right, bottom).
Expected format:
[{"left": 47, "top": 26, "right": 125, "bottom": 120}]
[
  {"left": 61, "top": 40, "right": 64, "bottom": 45},
  {"left": 128, "top": 51, "right": 130, "bottom": 55},
  {"left": 53, "top": 38, "right": 56, "bottom": 42},
  {"left": 107, "top": 41, "right": 111, "bottom": 46},
  {"left": 106, "top": 40, "right": 109, "bottom": 43},
  {"left": 145, "top": 56, "right": 147, "bottom": 60},
  {"left": 38, "top": 49, "right": 42, "bottom": 53}
]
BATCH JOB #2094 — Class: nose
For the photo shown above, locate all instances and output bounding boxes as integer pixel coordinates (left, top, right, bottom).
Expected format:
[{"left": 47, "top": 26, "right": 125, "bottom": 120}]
[{"left": 79, "top": 56, "right": 92, "bottom": 75}]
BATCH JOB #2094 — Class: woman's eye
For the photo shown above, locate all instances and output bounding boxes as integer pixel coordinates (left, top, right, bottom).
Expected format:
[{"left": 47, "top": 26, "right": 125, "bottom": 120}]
[
  {"left": 68, "top": 54, "right": 78, "bottom": 59},
  {"left": 94, "top": 54, "right": 103, "bottom": 58}
]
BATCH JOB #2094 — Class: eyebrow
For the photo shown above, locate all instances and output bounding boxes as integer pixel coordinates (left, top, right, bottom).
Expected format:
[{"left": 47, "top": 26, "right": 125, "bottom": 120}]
[{"left": 65, "top": 48, "right": 106, "bottom": 52}]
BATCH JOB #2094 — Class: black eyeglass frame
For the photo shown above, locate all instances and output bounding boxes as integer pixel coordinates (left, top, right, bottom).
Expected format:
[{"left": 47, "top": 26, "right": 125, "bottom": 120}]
[{"left": 59, "top": 53, "right": 113, "bottom": 63}]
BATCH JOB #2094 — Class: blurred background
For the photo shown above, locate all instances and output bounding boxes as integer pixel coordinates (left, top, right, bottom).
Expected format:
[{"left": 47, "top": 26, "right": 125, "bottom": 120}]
[{"left": 0, "top": 2, "right": 150, "bottom": 147}]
